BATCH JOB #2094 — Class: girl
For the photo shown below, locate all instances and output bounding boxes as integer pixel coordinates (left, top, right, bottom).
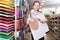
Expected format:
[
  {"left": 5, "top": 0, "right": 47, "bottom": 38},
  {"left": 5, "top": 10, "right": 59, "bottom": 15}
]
[{"left": 27, "top": 1, "right": 49, "bottom": 40}]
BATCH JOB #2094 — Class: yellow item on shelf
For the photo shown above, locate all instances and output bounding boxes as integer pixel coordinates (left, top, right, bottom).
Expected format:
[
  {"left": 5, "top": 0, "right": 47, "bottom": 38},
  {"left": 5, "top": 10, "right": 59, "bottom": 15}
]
[
  {"left": 0, "top": 7, "right": 14, "bottom": 12},
  {"left": 1, "top": 0, "right": 14, "bottom": 3},
  {"left": 0, "top": 1, "right": 14, "bottom": 7},
  {"left": 0, "top": 6, "right": 14, "bottom": 11},
  {"left": 0, "top": 1, "right": 12, "bottom": 5},
  {"left": 0, "top": 4, "right": 14, "bottom": 9},
  {"left": 10, "top": 0, "right": 14, "bottom": 3}
]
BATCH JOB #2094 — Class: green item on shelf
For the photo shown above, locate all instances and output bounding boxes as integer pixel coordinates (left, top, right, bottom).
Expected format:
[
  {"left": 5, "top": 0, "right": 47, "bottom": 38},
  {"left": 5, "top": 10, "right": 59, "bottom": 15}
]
[
  {"left": 0, "top": 33, "right": 13, "bottom": 39},
  {"left": 0, "top": 31, "right": 14, "bottom": 36},
  {"left": 0, "top": 35, "right": 13, "bottom": 40}
]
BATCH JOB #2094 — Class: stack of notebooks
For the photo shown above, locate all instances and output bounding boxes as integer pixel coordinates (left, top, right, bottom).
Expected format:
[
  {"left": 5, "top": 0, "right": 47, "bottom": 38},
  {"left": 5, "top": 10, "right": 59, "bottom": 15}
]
[{"left": 0, "top": 0, "right": 14, "bottom": 40}]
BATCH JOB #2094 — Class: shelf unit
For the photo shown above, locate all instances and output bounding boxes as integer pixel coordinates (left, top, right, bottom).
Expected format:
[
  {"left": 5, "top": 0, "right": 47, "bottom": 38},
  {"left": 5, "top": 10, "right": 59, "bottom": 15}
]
[
  {"left": 0, "top": 0, "right": 14, "bottom": 40},
  {"left": 48, "top": 14, "right": 60, "bottom": 40}
]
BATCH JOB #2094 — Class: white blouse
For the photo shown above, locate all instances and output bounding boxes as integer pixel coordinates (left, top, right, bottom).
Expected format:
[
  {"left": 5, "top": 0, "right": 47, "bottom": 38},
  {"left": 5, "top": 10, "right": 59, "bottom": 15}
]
[{"left": 27, "top": 11, "right": 49, "bottom": 40}]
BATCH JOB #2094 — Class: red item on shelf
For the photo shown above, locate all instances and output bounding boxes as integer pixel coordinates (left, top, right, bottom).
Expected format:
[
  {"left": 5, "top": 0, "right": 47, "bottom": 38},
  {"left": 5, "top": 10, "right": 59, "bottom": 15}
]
[
  {"left": 21, "top": 33, "right": 24, "bottom": 40},
  {"left": 15, "top": 20, "right": 20, "bottom": 30},
  {"left": 0, "top": 20, "right": 14, "bottom": 24},
  {"left": 0, "top": 17, "right": 13, "bottom": 20}
]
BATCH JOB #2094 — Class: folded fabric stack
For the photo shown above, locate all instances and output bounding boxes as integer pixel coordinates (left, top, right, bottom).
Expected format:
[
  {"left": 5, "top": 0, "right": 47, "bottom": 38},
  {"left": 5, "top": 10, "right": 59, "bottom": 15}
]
[{"left": 0, "top": 0, "right": 14, "bottom": 40}]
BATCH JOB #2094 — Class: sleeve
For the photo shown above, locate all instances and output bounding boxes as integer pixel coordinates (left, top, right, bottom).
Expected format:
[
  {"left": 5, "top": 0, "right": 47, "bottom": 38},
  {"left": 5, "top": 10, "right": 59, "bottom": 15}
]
[
  {"left": 27, "top": 14, "right": 31, "bottom": 21},
  {"left": 27, "top": 14, "right": 31, "bottom": 25},
  {"left": 28, "top": 14, "right": 30, "bottom": 18}
]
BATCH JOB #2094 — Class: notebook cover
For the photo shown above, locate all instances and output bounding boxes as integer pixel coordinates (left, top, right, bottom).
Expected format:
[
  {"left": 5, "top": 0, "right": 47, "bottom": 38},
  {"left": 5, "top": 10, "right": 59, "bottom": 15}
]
[
  {"left": 0, "top": 1, "right": 13, "bottom": 7},
  {"left": 0, "top": 9, "right": 14, "bottom": 13},
  {"left": 0, "top": 31, "right": 14, "bottom": 35},
  {"left": 0, "top": 23, "right": 14, "bottom": 27},
  {"left": 0, "top": 3, "right": 13, "bottom": 8},
  {"left": 0, "top": 25, "right": 14, "bottom": 30},
  {"left": 0, "top": 19, "right": 13, "bottom": 22},
  {"left": 0, "top": 38, "right": 13, "bottom": 40},
  {"left": 0, "top": 34, "right": 14, "bottom": 39},
  {"left": 0, "top": 4, "right": 14, "bottom": 9},
  {"left": 0, "top": 28, "right": 13, "bottom": 32},
  {"left": 0, "top": 11, "right": 14, "bottom": 15},
  {"left": 0, "top": 12, "right": 14, "bottom": 16},
  {"left": 0, "top": 20, "right": 14, "bottom": 23},
  {"left": 1, "top": 0, "right": 14, "bottom": 3},
  {"left": 0, "top": 6, "right": 14, "bottom": 11},
  {"left": 0, "top": 8, "right": 14, "bottom": 13},
  {"left": 0, "top": 14, "right": 14, "bottom": 18},
  {"left": 0, "top": 17, "right": 14, "bottom": 21},
  {"left": 0, "top": 0, "right": 13, "bottom": 4}
]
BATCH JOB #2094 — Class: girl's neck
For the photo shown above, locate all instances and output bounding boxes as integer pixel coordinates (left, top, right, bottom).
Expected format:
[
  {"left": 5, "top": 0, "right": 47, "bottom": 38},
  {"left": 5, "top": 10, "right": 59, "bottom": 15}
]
[{"left": 33, "top": 9, "right": 39, "bottom": 13}]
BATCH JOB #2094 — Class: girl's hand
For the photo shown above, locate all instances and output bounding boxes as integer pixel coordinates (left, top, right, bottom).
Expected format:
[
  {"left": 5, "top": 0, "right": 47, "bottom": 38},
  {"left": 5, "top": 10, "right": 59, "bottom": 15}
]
[
  {"left": 27, "top": 18, "right": 33, "bottom": 25},
  {"left": 29, "top": 18, "right": 39, "bottom": 30}
]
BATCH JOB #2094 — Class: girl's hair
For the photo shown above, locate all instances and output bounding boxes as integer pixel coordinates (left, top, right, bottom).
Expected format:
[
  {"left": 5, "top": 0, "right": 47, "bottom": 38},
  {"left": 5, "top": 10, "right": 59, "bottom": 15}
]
[
  {"left": 32, "top": 1, "right": 40, "bottom": 12},
  {"left": 33, "top": 1, "right": 40, "bottom": 6}
]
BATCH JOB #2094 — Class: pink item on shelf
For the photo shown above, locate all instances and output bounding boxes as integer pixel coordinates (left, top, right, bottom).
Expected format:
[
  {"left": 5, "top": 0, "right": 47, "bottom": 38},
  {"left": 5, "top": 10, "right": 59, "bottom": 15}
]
[
  {"left": 0, "top": 25, "right": 14, "bottom": 30},
  {"left": 15, "top": 7, "right": 19, "bottom": 17},
  {"left": 0, "top": 17, "right": 13, "bottom": 21}
]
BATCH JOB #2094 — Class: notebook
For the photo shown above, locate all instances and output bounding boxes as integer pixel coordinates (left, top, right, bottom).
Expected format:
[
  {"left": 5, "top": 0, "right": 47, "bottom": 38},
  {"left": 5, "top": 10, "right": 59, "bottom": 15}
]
[
  {"left": 0, "top": 4, "right": 14, "bottom": 9},
  {"left": 0, "top": 28, "right": 13, "bottom": 32},
  {"left": 0, "top": 6, "right": 14, "bottom": 11},
  {"left": 0, "top": 8, "right": 14, "bottom": 13},
  {"left": 0, "top": 31, "right": 14, "bottom": 36},
  {"left": 0, "top": 25, "right": 14, "bottom": 30},
  {"left": 0, "top": 34, "right": 14, "bottom": 39},
  {"left": 1, "top": 0, "right": 14, "bottom": 3}
]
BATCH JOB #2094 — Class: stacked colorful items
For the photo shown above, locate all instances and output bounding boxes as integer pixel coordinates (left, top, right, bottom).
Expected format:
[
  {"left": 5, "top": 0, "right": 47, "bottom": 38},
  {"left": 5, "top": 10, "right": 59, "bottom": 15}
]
[
  {"left": 48, "top": 14, "right": 60, "bottom": 40},
  {"left": 0, "top": 0, "right": 14, "bottom": 40}
]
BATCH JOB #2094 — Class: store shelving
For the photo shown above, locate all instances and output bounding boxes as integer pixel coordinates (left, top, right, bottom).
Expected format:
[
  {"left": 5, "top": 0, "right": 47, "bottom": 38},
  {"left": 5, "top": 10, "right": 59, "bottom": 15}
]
[
  {"left": 48, "top": 14, "right": 60, "bottom": 40},
  {"left": 15, "top": 0, "right": 31, "bottom": 40},
  {"left": 0, "top": 0, "right": 14, "bottom": 40}
]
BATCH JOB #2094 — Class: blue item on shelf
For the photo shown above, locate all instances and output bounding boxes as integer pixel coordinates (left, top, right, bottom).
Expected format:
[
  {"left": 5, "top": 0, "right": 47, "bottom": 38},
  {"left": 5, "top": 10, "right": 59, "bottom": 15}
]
[
  {"left": 19, "top": 31, "right": 22, "bottom": 37},
  {"left": 19, "top": 10, "right": 22, "bottom": 18}
]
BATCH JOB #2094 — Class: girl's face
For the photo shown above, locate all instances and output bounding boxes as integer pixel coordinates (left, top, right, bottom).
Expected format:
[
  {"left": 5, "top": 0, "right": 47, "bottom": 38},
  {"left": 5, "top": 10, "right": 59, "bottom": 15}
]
[{"left": 33, "top": 2, "right": 40, "bottom": 11}]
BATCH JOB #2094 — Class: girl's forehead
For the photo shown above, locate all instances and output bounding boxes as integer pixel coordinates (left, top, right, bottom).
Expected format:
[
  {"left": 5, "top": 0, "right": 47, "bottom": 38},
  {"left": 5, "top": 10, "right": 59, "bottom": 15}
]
[{"left": 34, "top": 2, "right": 40, "bottom": 5}]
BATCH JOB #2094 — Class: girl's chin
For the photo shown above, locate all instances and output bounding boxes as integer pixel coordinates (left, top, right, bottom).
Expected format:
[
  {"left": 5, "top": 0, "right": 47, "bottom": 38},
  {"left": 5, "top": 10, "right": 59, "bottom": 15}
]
[
  {"left": 35, "top": 10, "right": 38, "bottom": 11},
  {"left": 35, "top": 9, "right": 39, "bottom": 10}
]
